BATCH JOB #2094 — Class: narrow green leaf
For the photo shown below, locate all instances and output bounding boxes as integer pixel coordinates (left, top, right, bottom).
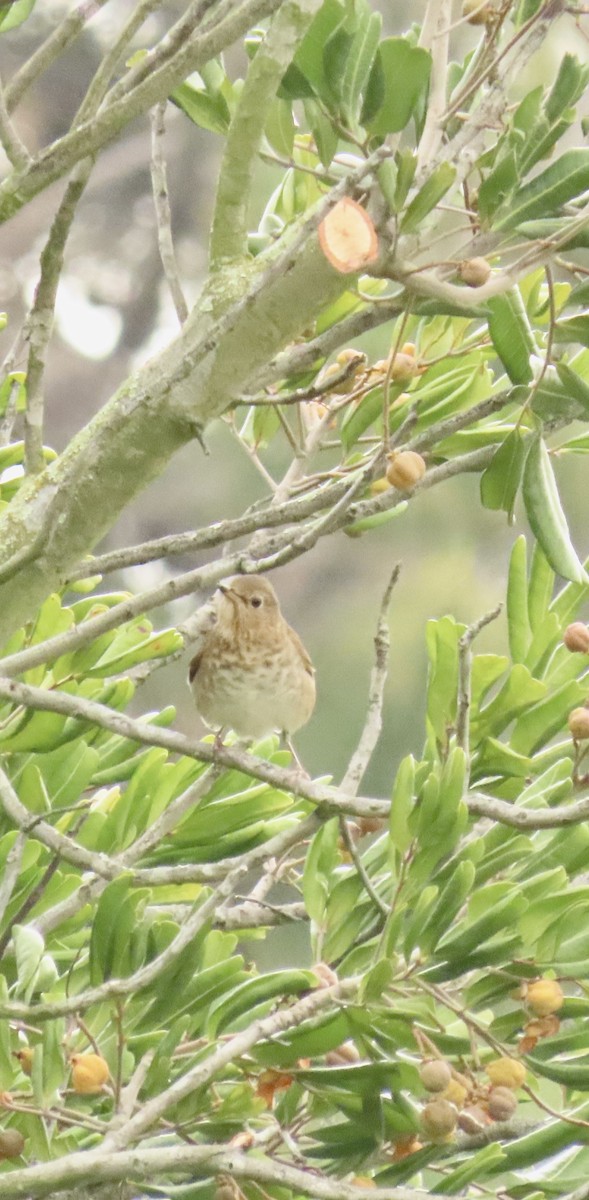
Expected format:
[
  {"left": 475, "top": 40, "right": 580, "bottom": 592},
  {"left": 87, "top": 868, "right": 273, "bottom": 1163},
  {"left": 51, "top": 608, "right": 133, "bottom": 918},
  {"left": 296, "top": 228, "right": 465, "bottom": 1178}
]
[
  {"left": 389, "top": 755, "right": 415, "bottom": 854},
  {"left": 171, "top": 81, "right": 231, "bottom": 135},
  {"left": 478, "top": 151, "right": 518, "bottom": 223},
  {"left": 527, "top": 543, "right": 555, "bottom": 632},
  {"left": 507, "top": 535, "right": 532, "bottom": 663},
  {"left": 522, "top": 435, "right": 589, "bottom": 583},
  {"left": 0, "top": 0, "right": 35, "bottom": 32},
  {"left": 264, "top": 98, "right": 295, "bottom": 157},
  {"left": 338, "top": 9, "right": 381, "bottom": 127},
  {"left": 545, "top": 54, "right": 589, "bottom": 125},
  {"left": 488, "top": 290, "right": 535, "bottom": 383},
  {"left": 480, "top": 428, "right": 528, "bottom": 518},
  {"left": 495, "top": 148, "right": 589, "bottom": 229},
  {"left": 400, "top": 163, "right": 455, "bottom": 233}
]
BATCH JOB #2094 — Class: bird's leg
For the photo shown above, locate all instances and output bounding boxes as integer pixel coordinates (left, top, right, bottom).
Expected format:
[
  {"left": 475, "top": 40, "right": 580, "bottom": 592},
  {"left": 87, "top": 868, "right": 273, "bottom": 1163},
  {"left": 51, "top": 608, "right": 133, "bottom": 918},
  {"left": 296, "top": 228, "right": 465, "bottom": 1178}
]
[
  {"left": 281, "top": 732, "right": 310, "bottom": 780},
  {"left": 213, "top": 727, "right": 228, "bottom": 753}
]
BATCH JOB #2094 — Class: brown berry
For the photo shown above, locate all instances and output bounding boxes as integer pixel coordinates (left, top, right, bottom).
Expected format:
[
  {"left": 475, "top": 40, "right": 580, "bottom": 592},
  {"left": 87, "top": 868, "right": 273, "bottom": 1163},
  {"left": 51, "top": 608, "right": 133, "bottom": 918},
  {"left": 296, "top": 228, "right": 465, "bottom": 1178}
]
[
  {"left": 459, "top": 257, "right": 491, "bottom": 287},
  {"left": 386, "top": 450, "right": 426, "bottom": 490},
  {"left": 485, "top": 1057, "right": 526, "bottom": 1090},
  {"left": 458, "top": 1104, "right": 490, "bottom": 1133},
  {"left": 0, "top": 1128, "right": 25, "bottom": 1159},
  {"left": 568, "top": 707, "right": 589, "bottom": 740},
  {"left": 563, "top": 622, "right": 589, "bottom": 653},
  {"left": 488, "top": 1086, "right": 518, "bottom": 1121},
  {"left": 526, "top": 978, "right": 564, "bottom": 1017},
  {"left": 462, "top": 0, "right": 494, "bottom": 22},
  {"left": 70, "top": 1053, "right": 109, "bottom": 1095},
  {"left": 312, "top": 963, "right": 338, "bottom": 988},
  {"left": 390, "top": 353, "right": 419, "bottom": 383},
  {"left": 420, "top": 1099, "right": 458, "bottom": 1140},
  {"left": 325, "top": 1041, "right": 360, "bottom": 1065},
  {"left": 13, "top": 1047, "right": 33, "bottom": 1076},
  {"left": 419, "top": 1059, "right": 452, "bottom": 1093}
]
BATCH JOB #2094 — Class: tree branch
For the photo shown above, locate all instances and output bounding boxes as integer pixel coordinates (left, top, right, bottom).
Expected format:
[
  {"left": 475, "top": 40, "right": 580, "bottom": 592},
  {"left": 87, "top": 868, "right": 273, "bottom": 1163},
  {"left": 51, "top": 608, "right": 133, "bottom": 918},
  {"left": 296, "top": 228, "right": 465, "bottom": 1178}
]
[
  {"left": 210, "top": 0, "right": 321, "bottom": 266},
  {"left": 149, "top": 100, "right": 189, "bottom": 324},
  {"left": 23, "top": 160, "right": 93, "bottom": 475},
  {"left": 5, "top": 0, "right": 112, "bottom": 113}
]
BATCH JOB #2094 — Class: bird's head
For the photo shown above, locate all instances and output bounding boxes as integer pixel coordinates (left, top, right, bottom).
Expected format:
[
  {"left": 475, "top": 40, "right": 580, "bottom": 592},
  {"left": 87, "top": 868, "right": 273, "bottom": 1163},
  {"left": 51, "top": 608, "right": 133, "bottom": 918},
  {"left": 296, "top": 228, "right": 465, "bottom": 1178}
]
[{"left": 215, "top": 575, "right": 281, "bottom": 633}]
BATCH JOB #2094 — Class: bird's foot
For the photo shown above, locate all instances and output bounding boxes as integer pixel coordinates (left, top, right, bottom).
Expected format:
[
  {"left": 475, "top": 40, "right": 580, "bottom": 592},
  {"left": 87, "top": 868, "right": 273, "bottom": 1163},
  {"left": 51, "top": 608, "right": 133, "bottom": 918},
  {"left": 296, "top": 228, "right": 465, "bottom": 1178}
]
[{"left": 281, "top": 733, "right": 311, "bottom": 781}]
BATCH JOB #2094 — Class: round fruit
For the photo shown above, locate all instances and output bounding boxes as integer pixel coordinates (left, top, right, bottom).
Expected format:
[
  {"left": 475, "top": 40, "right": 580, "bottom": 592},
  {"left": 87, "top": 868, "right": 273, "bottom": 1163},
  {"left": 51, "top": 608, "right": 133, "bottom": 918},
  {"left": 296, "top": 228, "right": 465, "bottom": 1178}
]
[
  {"left": 459, "top": 257, "right": 491, "bottom": 287},
  {"left": 526, "top": 978, "right": 564, "bottom": 1016},
  {"left": 13, "top": 1047, "right": 34, "bottom": 1076},
  {"left": 488, "top": 1086, "right": 518, "bottom": 1121},
  {"left": 458, "top": 1105, "right": 489, "bottom": 1133},
  {"left": 568, "top": 707, "right": 589, "bottom": 740},
  {"left": 386, "top": 450, "right": 426, "bottom": 490},
  {"left": 70, "top": 1052, "right": 109, "bottom": 1095},
  {"left": 390, "top": 353, "right": 418, "bottom": 383},
  {"left": 442, "top": 1078, "right": 468, "bottom": 1108},
  {"left": 369, "top": 477, "right": 392, "bottom": 495},
  {"left": 563, "top": 623, "right": 589, "bottom": 653},
  {"left": 419, "top": 1059, "right": 452, "bottom": 1093},
  {"left": 462, "top": 0, "right": 494, "bottom": 22},
  {"left": 0, "top": 1128, "right": 25, "bottom": 1159},
  {"left": 325, "top": 1041, "right": 360, "bottom": 1065},
  {"left": 485, "top": 1057, "right": 526, "bottom": 1090},
  {"left": 420, "top": 1099, "right": 457, "bottom": 1139}
]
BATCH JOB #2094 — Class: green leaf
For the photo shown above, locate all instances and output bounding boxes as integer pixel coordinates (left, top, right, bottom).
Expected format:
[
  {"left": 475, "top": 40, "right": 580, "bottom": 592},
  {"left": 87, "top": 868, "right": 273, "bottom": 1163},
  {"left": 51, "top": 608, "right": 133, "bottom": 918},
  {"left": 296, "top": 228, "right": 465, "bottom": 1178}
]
[
  {"left": 171, "top": 80, "right": 231, "bottom": 135},
  {"left": 89, "top": 874, "right": 135, "bottom": 984},
  {"left": 207, "top": 969, "right": 317, "bottom": 1036},
  {"left": 517, "top": 216, "right": 589, "bottom": 251},
  {"left": 495, "top": 148, "right": 589, "bottom": 229},
  {"left": 487, "top": 291, "right": 535, "bottom": 383},
  {"left": 425, "top": 616, "right": 462, "bottom": 746},
  {"left": 436, "top": 1143, "right": 506, "bottom": 1193},
  {"left": 522, "top": 435, "right": 589, "bottom": 584},
  {"left": 0, "top": 0, "right": 35, "bottom": 32},
  {"left": 336, "top": 7, "right": 382, "bottom": 128},
  {"left": 478, "top": 151, "right": 518, "bottom": 223},
  {"left": 552, "top": 313, "right": 589, "bottom": 347},
  {"left": 264, "top": 98, "right": 295, "bottom": 157},
  {"left": 389, "top": 755, "right": 416, "bottom": 855},
  {"left": 13, "top": 925, "right": 47, "bottom": 1002},
  {"left": 480, "top": 428, "right": 528, "bottom": 518},
  {"left": 392, "top": 148, "right": 417, "bottom": 210},
  {"left": 400, "top": 162, "right": 455, "bottom": 233},
  {"left": 281, "top": 0, "right": 344, "bottom": 98},
  {"left": 303, "top": 819, "right": 339, "bottom": 922},
  {"left": 510, "top": 679, "right": 586, "bottom": 755},
  {"left": 545, "top": 54, "right": 589, "bottom": 125},
  {"left": 507, "top": 535, "right": 532, "bottom": 662},
  {"left": 527, "top": 543, "right": 555, "bottom": 632},
  {"left": 364, "top": 39, "right": 431, "bottom": 136}
]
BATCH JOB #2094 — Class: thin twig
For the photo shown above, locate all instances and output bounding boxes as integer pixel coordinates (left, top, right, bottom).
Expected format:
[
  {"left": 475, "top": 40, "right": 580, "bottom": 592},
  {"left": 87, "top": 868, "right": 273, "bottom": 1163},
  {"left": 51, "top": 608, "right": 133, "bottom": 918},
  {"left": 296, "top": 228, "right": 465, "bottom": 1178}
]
[
  {"left": 5, "top": 0, "right": 112, "bottom": 113},
  {"left": 456, "top": 603, "right": 503, "bottom": 759},
  {"left": 0, "top": 74, "right": 30, "bottom": 170},
  {"left": 23, "top": 160, "right": 93, "bottom": 475},
  {"left": 149, "top": 100, "right": 189, "bottom": 325},
  {"left": 342, "top": 564, "right": 401, "bottom": 794},
  {"left": 338, "top": 816, "right": 389, "bottom": 918}
]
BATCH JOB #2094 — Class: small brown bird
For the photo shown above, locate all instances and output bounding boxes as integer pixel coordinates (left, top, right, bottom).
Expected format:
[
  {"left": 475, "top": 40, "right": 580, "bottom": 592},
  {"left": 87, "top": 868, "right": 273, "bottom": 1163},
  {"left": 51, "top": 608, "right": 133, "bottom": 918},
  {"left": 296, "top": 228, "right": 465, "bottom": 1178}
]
[{"left": 188, "top": 576, "right": 316, "bottom": 743}]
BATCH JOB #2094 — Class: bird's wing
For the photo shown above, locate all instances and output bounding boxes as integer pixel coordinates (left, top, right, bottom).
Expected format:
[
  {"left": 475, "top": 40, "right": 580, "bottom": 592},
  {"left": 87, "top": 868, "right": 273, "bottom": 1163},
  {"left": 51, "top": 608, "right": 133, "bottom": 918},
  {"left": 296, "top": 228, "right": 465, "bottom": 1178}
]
[
  {"left": 185, "top": 602, "right": 217, "bottom": 682},
  {"left": 287, "top": 625, "right": 314, "bottom": 676}
]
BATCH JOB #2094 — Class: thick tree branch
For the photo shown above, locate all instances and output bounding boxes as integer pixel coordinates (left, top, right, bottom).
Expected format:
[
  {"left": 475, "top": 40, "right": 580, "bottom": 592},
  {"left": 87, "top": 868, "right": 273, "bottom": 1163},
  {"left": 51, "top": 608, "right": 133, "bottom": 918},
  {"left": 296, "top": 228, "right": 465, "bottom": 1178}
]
[{"left": 210, "top": 0, "right": 321, "bottom": 266}]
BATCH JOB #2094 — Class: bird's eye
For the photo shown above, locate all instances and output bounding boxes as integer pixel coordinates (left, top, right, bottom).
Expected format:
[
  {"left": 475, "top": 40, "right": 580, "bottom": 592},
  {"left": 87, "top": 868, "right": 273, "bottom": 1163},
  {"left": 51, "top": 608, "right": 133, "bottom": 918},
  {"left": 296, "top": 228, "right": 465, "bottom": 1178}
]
[{"left": 251, "top": 596, "right": 263, "bottom": 608}]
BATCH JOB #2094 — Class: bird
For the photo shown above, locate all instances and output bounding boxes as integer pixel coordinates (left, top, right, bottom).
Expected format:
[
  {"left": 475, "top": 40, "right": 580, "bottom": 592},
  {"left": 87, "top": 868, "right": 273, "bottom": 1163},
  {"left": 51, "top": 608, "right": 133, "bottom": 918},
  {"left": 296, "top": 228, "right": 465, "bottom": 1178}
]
[{"left": 187, "top": 575, "right": 316, "bottom": 747}]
